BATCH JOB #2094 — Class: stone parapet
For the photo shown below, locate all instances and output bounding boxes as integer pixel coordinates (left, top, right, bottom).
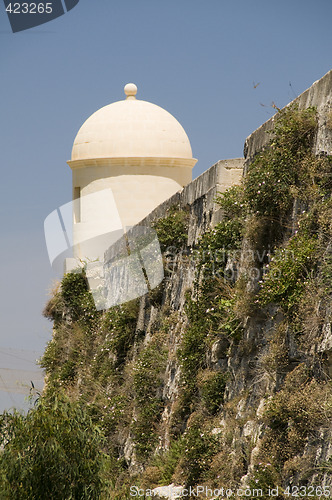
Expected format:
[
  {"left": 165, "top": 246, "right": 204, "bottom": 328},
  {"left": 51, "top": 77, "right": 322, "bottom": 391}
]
[
  {"left": 244, "top": 69, "right": 332, "bottom": 169},
  {"left": 104, "top": 158, "right": 244, "bottom": 263}
]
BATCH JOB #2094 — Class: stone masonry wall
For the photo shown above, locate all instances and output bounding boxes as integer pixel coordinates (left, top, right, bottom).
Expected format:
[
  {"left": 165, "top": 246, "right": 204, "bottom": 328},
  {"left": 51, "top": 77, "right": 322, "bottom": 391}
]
[{"left": 244, "top": 69, "right": 332, "bottom": 170}]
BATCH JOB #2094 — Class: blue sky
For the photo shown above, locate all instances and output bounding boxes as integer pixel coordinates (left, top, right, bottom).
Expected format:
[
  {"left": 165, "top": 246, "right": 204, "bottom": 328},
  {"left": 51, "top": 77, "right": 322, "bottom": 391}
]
[{"left": 0, "top": 0, "right": 331, "bottom": 409}]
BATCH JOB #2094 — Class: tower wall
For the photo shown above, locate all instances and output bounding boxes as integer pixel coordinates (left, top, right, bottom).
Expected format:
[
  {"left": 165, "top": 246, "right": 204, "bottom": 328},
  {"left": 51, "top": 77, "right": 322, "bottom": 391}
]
[{"left": 68, "top": 158, "right": 195, "bottom": 261}]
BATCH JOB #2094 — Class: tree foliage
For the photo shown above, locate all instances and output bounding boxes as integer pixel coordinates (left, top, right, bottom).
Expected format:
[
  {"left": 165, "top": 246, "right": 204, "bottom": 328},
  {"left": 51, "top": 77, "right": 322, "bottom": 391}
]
[{"left": 0, "top": 394, "right": 108, "bottom": 499}]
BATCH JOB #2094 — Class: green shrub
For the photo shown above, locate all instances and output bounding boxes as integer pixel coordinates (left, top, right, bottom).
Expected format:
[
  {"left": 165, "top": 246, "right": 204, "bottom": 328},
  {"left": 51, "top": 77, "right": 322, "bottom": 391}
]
[
  {"left": 197, "top": 220, "right": 243, "bottom": 276},
  {"left": 258, "top": 234, "right": 319, "bottom": 312},
  {"left": 132, "top": 335, "right": 167, "bottom": 459},
  {"left": 178, "top": 297, "right": 208, "bottom": 391},
  {"left": 61, "top": 271, "right": 99, "bottom": 325},
  {"left": 39, "top": 336, "right": 64, "bottom": 373},
  {"left": 178, "top": 283, "right": 242, "bottom": 399},
  {"left": 101, "top": 299, "right": 140, "bottom": 368},
  {"left": 174, "top": 418, "right": 219, "bottom": 487},
  {"left": 177, "top": 281, "right": 242, "bottom": 419},
  {"left": 149, "top": 421, "right": 219, "bottom": 488},
  {"left": 40, "top": 322, "right": 91, "bottom": 388},
  {"left": 43, "top": 282, "right": 65, "bottom": 322},
  {"left": 60, "top": 358, "right": 77, "bottom": 382},
  {"left": 248, "top": 463, "right": 281, "bottom": 498},
  {"left": 198, "top": 185, "right": 245, "bottom": 278},
  {"left": 215, "top": 184, "right": 246, "bottom": 219},
  {"left": 152, "top": 205, "right": 189, "bottom": 252},
  {"left": 199, "top": 370, "right": 228, "bottom": 415},
  {"left": 152, "top": 439, "right": 184, "bottom": 485},
  {"left": 88, "top": 392, "right": 132, "bottom": 440},
  {"left": 43, "top": 271, "right": 100, "bottom": 331},
  {"left": 244, "top": 106, "right": 318, "bottom": 221},
  {"left": 0, "top": 394, "right": 108, "bottom": 499}
]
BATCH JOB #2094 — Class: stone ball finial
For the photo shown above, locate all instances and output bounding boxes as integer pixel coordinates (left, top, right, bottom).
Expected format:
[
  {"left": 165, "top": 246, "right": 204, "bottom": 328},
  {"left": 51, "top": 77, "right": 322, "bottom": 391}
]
[{"left": 124, "top": 83, "right": 137, "bottom": 99}]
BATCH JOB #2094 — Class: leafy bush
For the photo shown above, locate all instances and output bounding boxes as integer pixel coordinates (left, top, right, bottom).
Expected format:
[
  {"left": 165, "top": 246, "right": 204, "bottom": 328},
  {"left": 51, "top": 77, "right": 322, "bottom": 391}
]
[
  {"left": 43, "top": 281, "right": 65, "bottom": 322},
  {"left": 0, "top": 394, "right": 108, "bottom": 499},
  {"left": 131, "top": 334, "right": 167, "bottom": 459},
  {"left": 154, "top": 419, "right": 219, "bottom": 488},
  {"left": 61, "top": 271, "right": 99, "bottom": 325},
  {"left": 100, "top": 299, "right": 140, "bottom": 368},
  {"left": 173, "top": 417, "right": 218, "bottom": 487},
  {"left": 248, "top": 463, "right": 281, "bottom": 498},
  {"left": 151, "top": 439, "right": 184, "bottom": 485},
  {"left": 152, "top": 205, "right": 189, "bottom": 252},
  {"left": 244, "top": 106, "right": 318, "bottom": 220},
  {"left": 43, "top": 271, "right": 100, "bottom": 331},
  {"left": 198, "top": 370, "right": 228, "bottom": 415},
  {"left": 258, "top": 234, "right": 318, "bottom": 312},
  {"left": 215, "top": 184, "right": 246, "bottom": 219},
  {"left": 178, "top": 296, "right": 208, "bottom": 392},
  {"left": 178, "top": 283, "right": 242, "bottom": 399},
  {"left": 199, "top": 185, "right": 245, "bottom": 278}
]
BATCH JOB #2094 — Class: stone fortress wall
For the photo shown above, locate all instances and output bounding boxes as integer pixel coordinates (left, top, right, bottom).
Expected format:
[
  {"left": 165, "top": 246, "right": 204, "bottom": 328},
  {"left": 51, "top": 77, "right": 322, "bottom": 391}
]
[
  {"left": 115, "top": 69, "right": 332, "bottom": 480},
  {"left": 244, "top": 69, "right": 332, "bottom": 168},
  {"left": 104, "top": 69, "right": 332, "bottom": 266},
  {"left": 68, "top": 70, "right": 332, "bottom": 488}
]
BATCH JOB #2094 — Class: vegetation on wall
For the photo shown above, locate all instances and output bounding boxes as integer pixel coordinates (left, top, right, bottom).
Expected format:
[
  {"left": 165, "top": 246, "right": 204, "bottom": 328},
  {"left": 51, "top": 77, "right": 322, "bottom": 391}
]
[
  {"left": 1, "top": 105, "right": 332, "bottom": 498},
  {"left": 131, "top": 332, "right": 168, "bottom": 459},
  {"left": 163, "top": 104, "right": 332, "bottom": 492},
  {"left": 258, "top": 233, "right": 319, "bottom": 313}
]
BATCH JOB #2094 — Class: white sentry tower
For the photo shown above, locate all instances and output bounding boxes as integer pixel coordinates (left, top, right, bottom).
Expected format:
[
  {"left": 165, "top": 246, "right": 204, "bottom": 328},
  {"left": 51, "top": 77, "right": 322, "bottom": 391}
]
[{"left": 66, "top": 83, "right": 197, "bottom": 265}]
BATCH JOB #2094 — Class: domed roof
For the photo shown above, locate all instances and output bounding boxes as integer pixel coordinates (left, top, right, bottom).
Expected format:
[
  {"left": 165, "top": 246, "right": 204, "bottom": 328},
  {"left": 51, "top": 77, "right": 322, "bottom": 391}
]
[{"left": 71, "top": 84, "right": 194, "bottom": 161}]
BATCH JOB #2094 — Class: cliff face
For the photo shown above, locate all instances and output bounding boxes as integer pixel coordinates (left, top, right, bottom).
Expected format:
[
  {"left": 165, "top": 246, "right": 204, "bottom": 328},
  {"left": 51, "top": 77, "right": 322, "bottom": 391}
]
[{"left": 41, "top": 73, "right": 332, "bottom": 498}]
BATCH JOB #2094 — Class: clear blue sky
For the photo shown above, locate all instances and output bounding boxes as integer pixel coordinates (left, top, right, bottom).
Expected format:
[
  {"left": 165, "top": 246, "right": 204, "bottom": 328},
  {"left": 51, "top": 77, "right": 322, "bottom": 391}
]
[{"left": 0, "top": 0, "right": 331, "bottom": 408}]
